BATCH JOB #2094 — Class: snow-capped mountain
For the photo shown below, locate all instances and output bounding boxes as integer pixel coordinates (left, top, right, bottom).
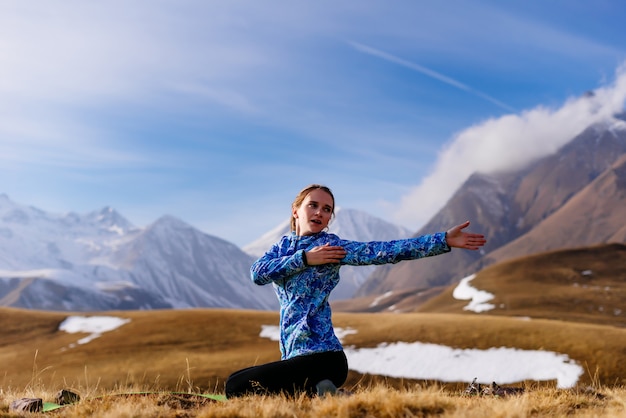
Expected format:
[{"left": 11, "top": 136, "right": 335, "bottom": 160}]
[
  {"left": 0, "top": 196, "right": 277, "bottom": 311},
  {"left": 243, "top": 207, "right": 412, "bottom": 300}
]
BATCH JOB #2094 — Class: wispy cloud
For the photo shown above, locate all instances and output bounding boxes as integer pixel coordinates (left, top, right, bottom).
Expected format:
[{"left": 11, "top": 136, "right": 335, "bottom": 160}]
[
  {"left": 172, "top": 83, "right": 260, "bottom": 115},
  {"left": 349, "top": 41, "right": 516, "bottom": 112},
  {"left": 393, "top": 63, "right": 626, "bottom": 228}
]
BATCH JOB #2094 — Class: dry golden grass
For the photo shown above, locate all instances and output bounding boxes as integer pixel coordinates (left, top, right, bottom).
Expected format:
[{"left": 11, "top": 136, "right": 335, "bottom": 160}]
[
  {"left": 0, "top": 308, "right": 281, "bottom": 391},
  {"left": 1, "top": 382, "right": 625, "bottom": 417}
]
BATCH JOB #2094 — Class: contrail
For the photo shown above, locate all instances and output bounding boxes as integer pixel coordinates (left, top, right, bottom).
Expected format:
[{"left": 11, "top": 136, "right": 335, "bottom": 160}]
[{"left": 349, "top": 41, "right": 516, "bottom": 112}]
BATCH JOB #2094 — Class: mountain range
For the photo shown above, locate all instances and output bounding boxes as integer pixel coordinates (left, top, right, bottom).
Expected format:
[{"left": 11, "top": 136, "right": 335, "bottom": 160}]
[
  {"left": 1, "top": 115, "right": 625, "bottom": 312},
  {"left": 0, "top": 199, "right": 277, "bottom": 311},
  {"left": 353, "top": 114, "right": 626, "bottom": 309}
]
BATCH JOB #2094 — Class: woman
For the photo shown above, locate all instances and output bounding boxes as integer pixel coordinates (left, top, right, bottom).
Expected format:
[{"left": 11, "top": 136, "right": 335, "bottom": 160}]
[{"left": 225, "top": 184, "right": 486, "bottom": 397}]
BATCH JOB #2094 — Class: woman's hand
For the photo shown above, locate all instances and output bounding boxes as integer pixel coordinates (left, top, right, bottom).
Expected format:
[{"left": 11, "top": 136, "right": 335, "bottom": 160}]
[
  {"left": 305, "top": 243, "right": 346, "bottom": 265},
  {"left": 446, "top": 221, "right": 486, "bottom": 250}
]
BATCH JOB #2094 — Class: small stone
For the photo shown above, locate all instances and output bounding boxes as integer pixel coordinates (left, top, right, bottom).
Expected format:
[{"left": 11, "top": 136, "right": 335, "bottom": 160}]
[
  {"left": 9, "top": 397, "right": 43, "bottom": 412},
  {"left": 55, "top": 388, "right": 81, "bottom": 405}
]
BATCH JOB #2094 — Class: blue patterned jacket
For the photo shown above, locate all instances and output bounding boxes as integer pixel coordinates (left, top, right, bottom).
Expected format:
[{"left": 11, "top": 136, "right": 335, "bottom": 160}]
[{"left": 251, "top": 231, "right": 450, "bottom": 360}]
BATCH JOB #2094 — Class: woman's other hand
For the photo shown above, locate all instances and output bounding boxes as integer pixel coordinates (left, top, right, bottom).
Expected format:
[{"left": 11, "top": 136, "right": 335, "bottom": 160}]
[{"left": 305, "top": 243, "right": 347, "bottom": 265}]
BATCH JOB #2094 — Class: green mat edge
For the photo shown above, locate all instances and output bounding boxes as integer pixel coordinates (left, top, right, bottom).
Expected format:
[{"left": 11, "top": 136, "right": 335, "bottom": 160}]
[{"left": 42, "top": 402, "right": 65, "bottom": 412}]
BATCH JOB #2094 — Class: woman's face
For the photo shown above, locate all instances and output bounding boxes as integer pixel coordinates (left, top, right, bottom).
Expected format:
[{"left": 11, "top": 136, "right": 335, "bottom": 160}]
[{"left": 292, "top": 189, "right": 334, "bottom": 236}]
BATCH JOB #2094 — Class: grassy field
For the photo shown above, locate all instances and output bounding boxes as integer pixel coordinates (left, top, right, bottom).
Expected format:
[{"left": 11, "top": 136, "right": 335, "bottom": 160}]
[
  {"left": 1, "top": 306, "right": 626, "bottom": 416},
  {"left": 2, "top": 308, "right": 626, "bottom": 391}
]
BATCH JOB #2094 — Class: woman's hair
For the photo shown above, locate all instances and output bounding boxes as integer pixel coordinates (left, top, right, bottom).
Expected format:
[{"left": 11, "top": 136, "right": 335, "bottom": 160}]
[{"left": 290, "top": 184, "right": 335, "bottom": 231}]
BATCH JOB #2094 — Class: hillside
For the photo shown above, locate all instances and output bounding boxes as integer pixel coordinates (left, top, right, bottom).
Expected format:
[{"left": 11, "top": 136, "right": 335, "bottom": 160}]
[{"left": 417, "top": 243, "right": 626, "bottom": 328}]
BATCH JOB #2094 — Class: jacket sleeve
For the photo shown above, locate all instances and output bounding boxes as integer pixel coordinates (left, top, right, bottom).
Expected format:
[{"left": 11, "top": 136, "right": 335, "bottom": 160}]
[
  {"left": 250, "top": 244, "right": 308, "bottom": 286},
  {"left": 338, "top": 232, "right": 451, "bottom": 266}
]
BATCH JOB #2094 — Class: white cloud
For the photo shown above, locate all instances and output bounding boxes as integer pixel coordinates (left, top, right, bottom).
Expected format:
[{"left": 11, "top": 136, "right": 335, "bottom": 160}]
[{"left": 393, "top": 63, "right": 626, "bottom": 228}]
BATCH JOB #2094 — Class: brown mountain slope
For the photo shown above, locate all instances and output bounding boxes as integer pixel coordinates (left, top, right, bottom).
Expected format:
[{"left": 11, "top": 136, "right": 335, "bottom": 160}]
[
  {"left": 511, "top": 122, "right": 626, "bottom": 229},
  {"left": 332, "top": 286, "right": 447, "bottom": 313},
  {"left": 356, "top": 119, "right": 626, "bottom": 299},
  {"left": 485, "top": 154, "right": 626, "bottom": 263},
  {"left": 417, "top": 243, "right": 626, "bottom": 328}
]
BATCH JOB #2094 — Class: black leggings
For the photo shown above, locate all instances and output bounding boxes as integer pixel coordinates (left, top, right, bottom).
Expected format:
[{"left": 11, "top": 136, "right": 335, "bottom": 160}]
[{"left": 225, "top": 350, "right": 348, "bottom": 398}]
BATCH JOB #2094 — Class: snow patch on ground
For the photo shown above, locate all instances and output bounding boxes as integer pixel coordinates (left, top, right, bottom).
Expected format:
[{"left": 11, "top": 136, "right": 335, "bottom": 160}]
[
  {"left": 59, "top": 315, "right": 131, "bottom": 348},
  {"left": 452, "top": 274, "right": 496, "bottom": 312},
  {"left": 260, "top": 324, "right": 584, "bottom": 388}
]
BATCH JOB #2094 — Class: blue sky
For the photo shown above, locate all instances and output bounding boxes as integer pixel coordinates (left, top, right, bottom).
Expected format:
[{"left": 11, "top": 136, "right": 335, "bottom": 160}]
[{"left": 2, "top": 1, "right": 626, "bottom": 247}]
